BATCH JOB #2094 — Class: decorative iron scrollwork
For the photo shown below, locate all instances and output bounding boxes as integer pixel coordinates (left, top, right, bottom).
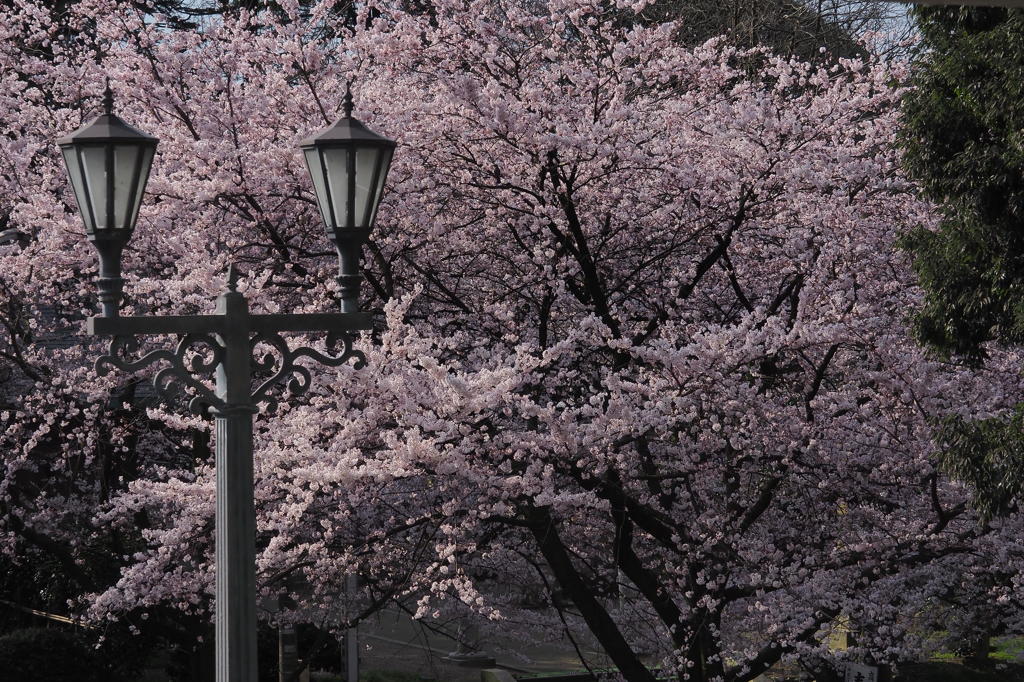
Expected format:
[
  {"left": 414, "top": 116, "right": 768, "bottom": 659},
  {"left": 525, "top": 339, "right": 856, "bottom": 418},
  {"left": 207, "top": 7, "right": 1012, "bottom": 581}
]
[
  {"left": 96, "top": 334, "right": 225, "bottom": 415},
  {"left": 249, "top": 330, "right": 365, "bottom": 414},
  {"left": 96, "top": 329, "right": 365, "bottom": 416}
]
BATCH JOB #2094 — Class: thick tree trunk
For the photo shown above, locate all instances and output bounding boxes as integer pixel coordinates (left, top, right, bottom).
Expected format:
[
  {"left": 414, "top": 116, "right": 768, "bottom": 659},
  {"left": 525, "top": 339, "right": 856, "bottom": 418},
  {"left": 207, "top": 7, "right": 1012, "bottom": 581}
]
[
  {"left": 693, "top": 619, "right": 725, "bottom": 682},
  {"left": 966, "top": 630, "right": 991, "bottom": 666},
  {"left": 528, "top": 508, "right": 659, "bottom": 682}
]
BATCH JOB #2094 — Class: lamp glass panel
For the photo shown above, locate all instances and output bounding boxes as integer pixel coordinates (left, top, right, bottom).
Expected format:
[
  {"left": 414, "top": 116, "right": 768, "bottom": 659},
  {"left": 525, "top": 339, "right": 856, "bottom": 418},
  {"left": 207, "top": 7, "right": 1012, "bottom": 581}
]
[
  {"left": 303, "top": 148, "right": 332, "bottom": 229},
  {"left": 354, "top": 147, "right": 381, "bottom": 228},
  {"left": 80, "top": 145, "right": 110, "bottom": 230},
  {"left": 125, "top": 145, "right": 155, "bottom": 233},
  {"left": 366, "top": 147, "right": 393, "bottom": 230},
  {"left": 322, "top": 147, "right": 350, "bottom": 228},
  {"left": 61, "top": 146, "right": 95, "bottom": 233},
  {"left": 113, "top": 144, "right": 140, "bottom": 230}
]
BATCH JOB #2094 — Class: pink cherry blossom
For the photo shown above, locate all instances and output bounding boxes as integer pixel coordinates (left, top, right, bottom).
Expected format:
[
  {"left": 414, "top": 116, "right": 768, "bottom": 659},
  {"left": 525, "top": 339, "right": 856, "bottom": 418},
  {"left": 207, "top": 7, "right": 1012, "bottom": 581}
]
[{"left": 1, "top": 1, "right": 1022, "bottom": 681}]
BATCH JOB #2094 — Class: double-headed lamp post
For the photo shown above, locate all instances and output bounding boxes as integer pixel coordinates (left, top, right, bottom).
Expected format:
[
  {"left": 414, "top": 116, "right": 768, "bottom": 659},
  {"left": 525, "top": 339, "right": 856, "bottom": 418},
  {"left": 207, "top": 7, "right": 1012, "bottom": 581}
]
[{"left": 58, "top": 83, "right": 395, "bottom": 682}]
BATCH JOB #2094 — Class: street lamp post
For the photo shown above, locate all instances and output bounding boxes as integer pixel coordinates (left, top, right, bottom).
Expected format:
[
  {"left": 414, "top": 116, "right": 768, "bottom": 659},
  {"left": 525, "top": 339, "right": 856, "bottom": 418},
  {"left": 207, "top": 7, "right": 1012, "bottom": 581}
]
[{"left": 58, "top": 82, "right": 395, "bottom": 682}]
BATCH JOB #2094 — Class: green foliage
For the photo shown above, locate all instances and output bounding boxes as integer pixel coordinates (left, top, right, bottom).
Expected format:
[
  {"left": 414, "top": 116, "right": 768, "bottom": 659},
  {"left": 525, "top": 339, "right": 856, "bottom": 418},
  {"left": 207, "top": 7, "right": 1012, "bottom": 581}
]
[
  {"left": 896, "top": 661, "right": 1024, "bottom": 682},
  {"left": 900, "top": 7, "right": 1024, "bottom": 518},
  {"left": 935, "top": 407, "right": 1024, "bottom": 520},
  {"left": 991, "top": 635, "right": 1024, "bottom": 662},
  {"left": 0, "top": 627, "right": 104, "bottom": 682},
  {"left": 899, "top": 215, "right": 1024, "bottom": 366},
  {"left": 901, "top": 7, "right": 1024, "bottom": 360}
]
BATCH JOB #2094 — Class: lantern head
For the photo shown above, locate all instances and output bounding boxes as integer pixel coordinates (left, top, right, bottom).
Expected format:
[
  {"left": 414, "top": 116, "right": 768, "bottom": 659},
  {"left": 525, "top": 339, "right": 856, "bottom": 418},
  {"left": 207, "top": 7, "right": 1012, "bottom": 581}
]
[
  {"left": 57, "top": 83, "right": 158, "bottom": 317},
  {"left": 57, "top": 83, "right": 158, "bottom": 242},
  {"left": 299, "top": 88, "right": 395, "bottom": 246}
]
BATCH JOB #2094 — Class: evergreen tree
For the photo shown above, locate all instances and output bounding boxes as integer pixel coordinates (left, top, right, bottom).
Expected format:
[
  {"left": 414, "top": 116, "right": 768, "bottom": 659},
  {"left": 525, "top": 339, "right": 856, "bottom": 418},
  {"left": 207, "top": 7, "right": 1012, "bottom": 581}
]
[{"left": 902, "top": 7, "right": 1024, "bottom": 517}]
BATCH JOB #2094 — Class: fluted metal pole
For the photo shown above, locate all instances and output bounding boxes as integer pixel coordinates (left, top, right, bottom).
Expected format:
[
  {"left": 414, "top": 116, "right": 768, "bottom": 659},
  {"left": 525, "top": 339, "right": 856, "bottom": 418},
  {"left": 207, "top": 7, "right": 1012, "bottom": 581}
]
[
  {"left": 86, "top": 263, "right": 374, "bottom": 682},
  {"left": 213, "top": 282, "right": 258, "bottom": 682}
]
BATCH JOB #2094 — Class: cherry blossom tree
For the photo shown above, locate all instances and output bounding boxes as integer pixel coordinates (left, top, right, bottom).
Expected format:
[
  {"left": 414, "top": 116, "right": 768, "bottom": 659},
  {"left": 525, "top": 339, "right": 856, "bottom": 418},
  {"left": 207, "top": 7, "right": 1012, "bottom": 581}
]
[{"left": 2, "top": 0, "right": 1024, "bottom": 681}]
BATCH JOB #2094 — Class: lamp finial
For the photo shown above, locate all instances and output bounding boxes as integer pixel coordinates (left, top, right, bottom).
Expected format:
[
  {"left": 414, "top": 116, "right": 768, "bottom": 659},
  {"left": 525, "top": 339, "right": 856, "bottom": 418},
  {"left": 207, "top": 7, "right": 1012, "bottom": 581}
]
[
  {"left": 102, "top": 78, "right": 114, "bottom": 115},
  {"left": 343, "top": 80, "right": 354, "bottom": 119},
  {"left": 227, "top": 263, "right": 240, "bottom": 292}
]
